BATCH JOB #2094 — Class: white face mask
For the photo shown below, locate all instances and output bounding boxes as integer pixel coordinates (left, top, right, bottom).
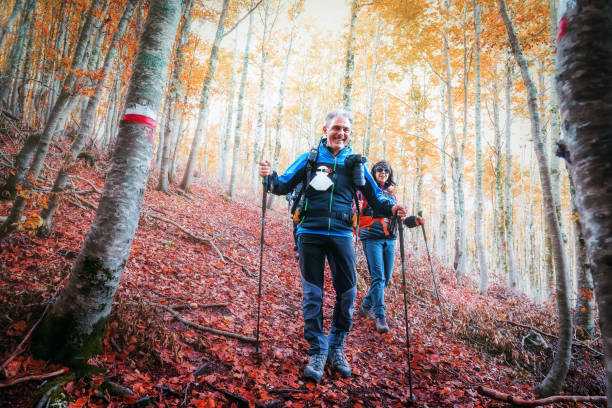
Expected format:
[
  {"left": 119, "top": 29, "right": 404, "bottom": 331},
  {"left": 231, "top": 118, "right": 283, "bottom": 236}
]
[{"left": 309, "top": 166, "right": 334, "bottom": 191}]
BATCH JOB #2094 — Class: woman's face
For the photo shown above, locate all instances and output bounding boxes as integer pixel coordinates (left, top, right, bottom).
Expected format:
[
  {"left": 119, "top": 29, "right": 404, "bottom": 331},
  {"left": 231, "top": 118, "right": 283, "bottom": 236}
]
[{"left": 374, "top": 167, "right": 389, "bottom": 186}]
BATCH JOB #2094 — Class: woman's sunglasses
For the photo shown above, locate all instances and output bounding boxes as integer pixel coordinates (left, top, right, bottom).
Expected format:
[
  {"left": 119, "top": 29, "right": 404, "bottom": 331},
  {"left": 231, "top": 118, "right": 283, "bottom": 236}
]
[{"left": 375, "top": 168, "right": 389, "bottom": 174}]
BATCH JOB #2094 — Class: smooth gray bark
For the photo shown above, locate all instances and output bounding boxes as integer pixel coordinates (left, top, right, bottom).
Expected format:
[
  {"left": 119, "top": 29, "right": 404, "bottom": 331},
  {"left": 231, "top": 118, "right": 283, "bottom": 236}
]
[
  {"left": 493, "top": 80, "right": 506, "bottom": 277},
  {"left": 180, "top": 0, "right": 229, "bottom": 191},
  {"left": 31, "top": 0, "right": 182, "bottom": 368},
  {"left": 268, "top": 0, "right": 299, "bottom": 208},
  {"left": 158, "top": 0, "right": 195, "bottom": 192},
  {"left": 442, "top": 0, "right": 466, "bottom": 281},
  {"left": 499, "top": 0, "right": 573, "bottom": 396},
  {"left": 363, "top": 17, "right": 382, "bottom": 158},
  {"left": 473, "top": 0, "right": 488, "bottom": 294},
  {"left": 342, "top": 0, "right": 358, "bottom": 112},
  {"left": 218, "top": 33, "right": 239, "bottom": 184},
  {"left": 504, "top": 56, "right": 517, "bottom": 288},
  {"left": 439, "top": 82, "right": 448, "bottom": 262},
  {"left": 555, "top": 1, "right": 612, "bottom": 403},
  {"left": 251, "top": 0, "right": 278, "bottom": 189},
  {"left": 228, "top": 0, "right": 255, "bottom": 198}
]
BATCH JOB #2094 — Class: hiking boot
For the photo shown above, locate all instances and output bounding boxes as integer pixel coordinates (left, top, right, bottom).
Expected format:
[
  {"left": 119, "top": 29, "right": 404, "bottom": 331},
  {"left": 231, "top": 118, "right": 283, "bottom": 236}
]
[
  {"left": 357, "top": 303, "right": 374, "bottom": 319},
  {"left": 303, "top": 353, "right": 327, "bottom": 382},
  {"left": 330, "top": 349, "right": 351, "bottom": 377},
  {"left": 375, "top": 315, "right": 389, "bottom": 334}
]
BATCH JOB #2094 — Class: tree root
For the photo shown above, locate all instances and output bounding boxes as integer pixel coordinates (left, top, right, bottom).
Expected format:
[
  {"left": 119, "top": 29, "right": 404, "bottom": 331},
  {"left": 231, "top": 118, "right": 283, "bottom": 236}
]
[
  {"left": 477, "top": 386, "right": 607, "bottom": 406},
  {"left": 497, "top": 319, "right": 603, "bottom": 357},
  {"left": 153, "top": 303, "right": 258, "bottom": 343},
  {"left": 0, "top": 368, "right": 68, "bottom": 388},
  {"left": 31, "top": 372, "right": 75, "bottom": 408}
]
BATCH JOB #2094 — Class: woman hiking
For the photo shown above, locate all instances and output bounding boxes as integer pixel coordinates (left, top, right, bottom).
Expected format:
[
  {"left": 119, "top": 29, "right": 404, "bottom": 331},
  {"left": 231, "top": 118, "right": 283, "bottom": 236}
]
[{"left": 356, "top": 160, "right": 424, "bottom": 333}]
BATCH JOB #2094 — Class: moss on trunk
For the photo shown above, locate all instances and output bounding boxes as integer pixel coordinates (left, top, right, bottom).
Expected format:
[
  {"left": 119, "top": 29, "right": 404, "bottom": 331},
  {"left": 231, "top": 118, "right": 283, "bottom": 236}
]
[{"left": 32, "top": 311, "right": 109, "bottom": 370}]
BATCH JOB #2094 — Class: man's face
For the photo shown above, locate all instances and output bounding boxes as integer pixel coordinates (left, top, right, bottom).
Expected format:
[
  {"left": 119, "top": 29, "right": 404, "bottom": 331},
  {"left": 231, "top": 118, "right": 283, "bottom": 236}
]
[{"left": 323, "top": 116, "right": 351, "bottom": 155}]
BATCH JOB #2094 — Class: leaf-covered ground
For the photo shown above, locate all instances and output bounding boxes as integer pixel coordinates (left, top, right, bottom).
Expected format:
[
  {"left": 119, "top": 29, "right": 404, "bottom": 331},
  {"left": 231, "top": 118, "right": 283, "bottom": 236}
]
[{"left": 0, "top": 134, "right": 605, "bottom": 407}]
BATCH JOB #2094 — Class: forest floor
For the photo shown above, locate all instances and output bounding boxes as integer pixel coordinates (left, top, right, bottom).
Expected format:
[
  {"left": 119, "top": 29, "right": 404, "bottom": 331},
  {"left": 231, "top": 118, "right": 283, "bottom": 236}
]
[{"left": 0, "top": 126, "right": 606, "bottom": 407}]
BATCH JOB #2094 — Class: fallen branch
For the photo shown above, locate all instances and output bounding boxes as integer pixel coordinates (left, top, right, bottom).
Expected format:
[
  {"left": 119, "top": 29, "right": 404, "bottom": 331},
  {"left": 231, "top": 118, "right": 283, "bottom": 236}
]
[
  {"left": 153, "top": 303, "right": 258, "bottom": 343},
  {"left": 497, "top": 320, "right": 603, "bottom": 357},
  {"left": 144, "top": 212, "right": 225, "bottom": 263},
  {"left": 267, "top": 388, "right": 309, "bottom": 395},
  {"left": 71, "top": 175, "right": 102, "bottom": 194},
  {"left": 179, "top": 381, "right": 194, "bottom": 407},
  {"left": 477, "top": 386, "right": 607, "bottom": 406},
  {"left": 68, "top": 197, "right": 89, "bottom": 210},
  {"left": 0, "top": 368, "right": 68, "bottom": 388},
  {"left": 200, "top": 377, "right": 249, "bottom": 405},
  {"left": 70, "top": 192, "right": 97, "bottom": 209},
  {"left": 170, "top": 303, "right": 229, "bottom": 311},
  {"left": 144, "top": 212, "right": 254, "bottom": 276}
]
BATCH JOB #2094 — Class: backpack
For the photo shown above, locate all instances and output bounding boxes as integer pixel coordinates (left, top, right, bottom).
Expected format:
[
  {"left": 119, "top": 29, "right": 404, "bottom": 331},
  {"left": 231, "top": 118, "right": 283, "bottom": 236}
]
[{"left": 292, "top": 144, "right": 360, "bottom": 230}]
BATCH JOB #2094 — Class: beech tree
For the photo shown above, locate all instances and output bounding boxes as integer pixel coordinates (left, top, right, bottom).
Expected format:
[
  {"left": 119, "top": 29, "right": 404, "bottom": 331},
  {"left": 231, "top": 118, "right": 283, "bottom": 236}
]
[
  {"left": 342, "top": 0, "right": 358, "bottom": 111},
  {"left": 473, "top": 0, "right": 488, "bottom": 295},
  {"left": 228, "top": 0, "right": 255, "bottom": 198},
  {"left": 180, "top": 0, "right": 230, "bottom": 192},
  {"left": 30, "top": 0, "right": 182, "bottom": 368},
  {"left": 499, "top": 0, "right": 573, "bottom": 396},
  {"left": 555, "top": 0, "right": 612, "bottom": 403}
]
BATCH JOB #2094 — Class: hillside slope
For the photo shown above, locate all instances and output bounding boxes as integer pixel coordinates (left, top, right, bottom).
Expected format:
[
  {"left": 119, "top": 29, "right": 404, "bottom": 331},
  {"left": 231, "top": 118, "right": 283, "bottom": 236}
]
[{"left": 0, "top": 135, "right": 604, "bottom": 407}]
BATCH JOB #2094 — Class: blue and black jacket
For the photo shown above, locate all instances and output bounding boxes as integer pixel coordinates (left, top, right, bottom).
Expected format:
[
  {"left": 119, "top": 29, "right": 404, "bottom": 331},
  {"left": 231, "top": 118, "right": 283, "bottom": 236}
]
[{"left": 266, "top": 141, "right": 394, "bottom": 238}]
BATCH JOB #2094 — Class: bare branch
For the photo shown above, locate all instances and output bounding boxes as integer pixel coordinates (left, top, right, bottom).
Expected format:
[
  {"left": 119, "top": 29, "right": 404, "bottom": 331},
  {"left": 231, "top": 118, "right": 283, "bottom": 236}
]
[{"left": 222, "top": 0, "right": 263, "bottom": 38}]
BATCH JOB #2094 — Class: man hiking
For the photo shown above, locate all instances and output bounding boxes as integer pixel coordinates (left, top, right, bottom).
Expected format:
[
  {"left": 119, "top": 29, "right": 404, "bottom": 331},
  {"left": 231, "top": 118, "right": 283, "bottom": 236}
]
[{"left": 258, "top": 109, "right": 409, "bottom": 383}]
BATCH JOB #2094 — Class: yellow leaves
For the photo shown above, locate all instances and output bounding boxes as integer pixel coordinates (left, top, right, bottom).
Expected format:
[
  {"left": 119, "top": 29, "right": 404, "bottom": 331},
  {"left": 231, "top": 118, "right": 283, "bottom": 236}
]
[{"left": 24, "top": 213, "right": 43, "bottom": 230}]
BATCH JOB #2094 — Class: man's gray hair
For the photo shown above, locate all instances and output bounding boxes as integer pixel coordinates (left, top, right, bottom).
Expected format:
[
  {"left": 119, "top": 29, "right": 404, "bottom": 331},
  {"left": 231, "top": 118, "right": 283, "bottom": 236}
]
[{"left": 324, "top": 109, "right": 353, "bottom": 128}]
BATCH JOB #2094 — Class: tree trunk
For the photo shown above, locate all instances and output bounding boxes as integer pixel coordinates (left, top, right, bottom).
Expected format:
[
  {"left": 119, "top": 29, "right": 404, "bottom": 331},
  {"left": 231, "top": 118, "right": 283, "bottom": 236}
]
[
  {"left": 30, "top": 0, "right": 182, "bottom": 368},
  {"left": 499, "top": 0, "right": 573, "bottom": 396},
  {"left": 38, "top": 0, "right": 139, "bottom": 234},
  {"left": 268, "top": 0, "right": 299, "bottom": 209},
  {"left": 251, "top": 0, "right": 273, "bottom": 190},
  {"left": 0, "top": 0, "right": 37, "bottom": 111},
  {"left": 159, "top": 0, "right": 194, "bottom": 190},
  {"left": 219, "top": 32, "right": 239, "bottom": 184},
  {"left": 228, "top": 0, "right": 255, "bottom": 198},
  {"left": 0, "top": 132, "right": 40, "bottom": 200},
  {"left": 442, "top": 0, "right": 466, "bottom": 281},
  {"left": 0, "top": 0, "right": 24, "bottom": 53},
  {"left": 504, "top": 55, "right": 518, "bottom": 288},
  {"left": 439, "top": 82, "right": 448, "bottom": 262},
  {"left": 493, "top": 80, "right": 506, "bottom": 277},
  {"left": 342, "top": 0, "right": 358, "bottom": 111},
  {"left": 555, "top": 2, "right": 612, "bottom": 402},
  {"left": 180, "top": 0, "right": 229, "bottom": 191},
  {"left": 473, "top": 0, "right": 488, "bottom": 295},
  {"left": 573, "top": 197, "right": 595, "bottom": 339},
  {"left": 363, "top": 17, "right": 382, "bottom": 158}
]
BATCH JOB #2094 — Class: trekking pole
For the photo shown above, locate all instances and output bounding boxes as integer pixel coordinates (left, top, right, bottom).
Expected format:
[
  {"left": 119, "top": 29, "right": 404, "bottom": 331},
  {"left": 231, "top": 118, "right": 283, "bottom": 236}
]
[
  {"left": 396, "top": 216, "right": 415, "bottom": 402},
  {"left": 255, "top": 176, "right": 269, "bottom": 356},
  {"left": 417, "top": 211, "right": 446, "bottom": 324}
]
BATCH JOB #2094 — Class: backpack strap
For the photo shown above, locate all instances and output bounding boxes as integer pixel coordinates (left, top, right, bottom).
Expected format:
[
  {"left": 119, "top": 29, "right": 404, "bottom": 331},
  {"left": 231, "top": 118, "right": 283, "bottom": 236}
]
[{"left": 293, "top": 147, "right": 319, "bottom": 221}]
